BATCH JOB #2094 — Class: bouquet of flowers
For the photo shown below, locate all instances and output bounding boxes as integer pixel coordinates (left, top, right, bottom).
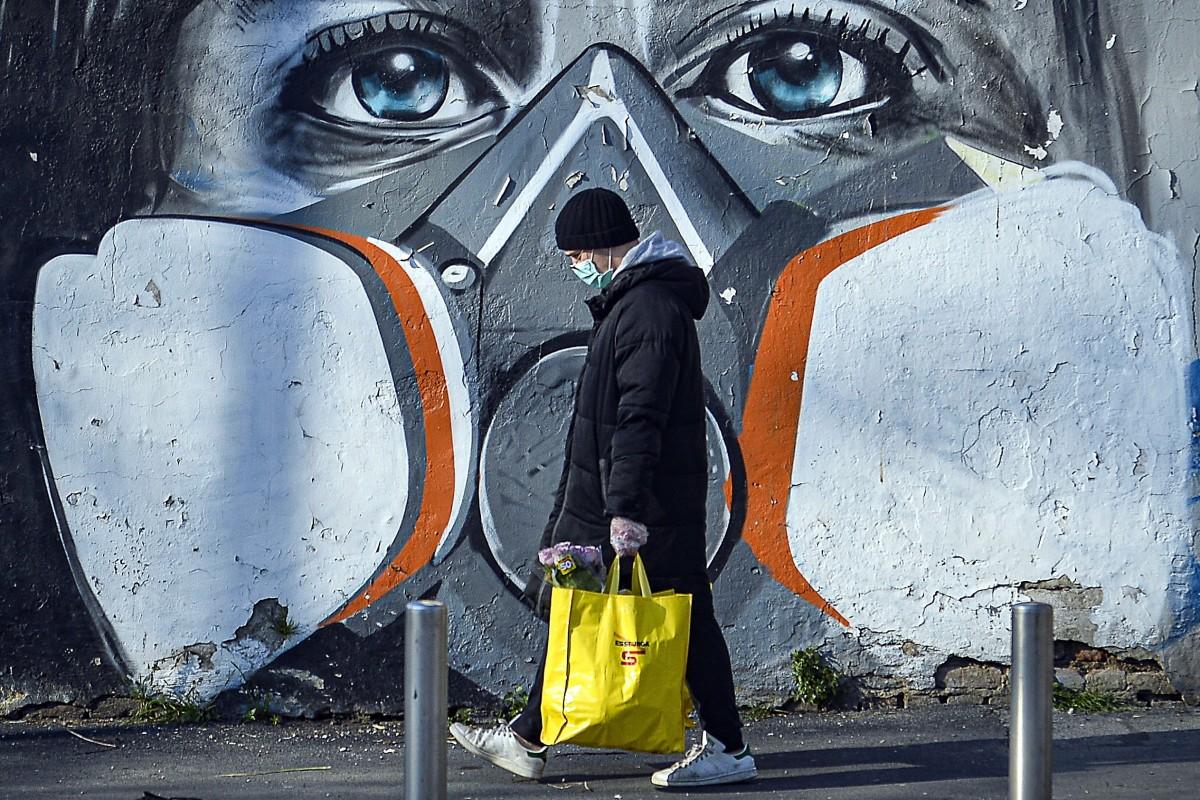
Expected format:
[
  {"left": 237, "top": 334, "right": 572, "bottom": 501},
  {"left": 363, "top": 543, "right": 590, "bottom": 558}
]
[{"left": 538, "top": 542, "right": 606, "bottom": 591}]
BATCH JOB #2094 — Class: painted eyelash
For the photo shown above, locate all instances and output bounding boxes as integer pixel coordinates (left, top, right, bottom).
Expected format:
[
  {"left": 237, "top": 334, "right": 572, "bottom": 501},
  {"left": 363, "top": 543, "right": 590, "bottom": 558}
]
[
  {"left": 727, "top": 4, "right": 914, "bottom": 70},
  {"left": 303, "top": 11, "right": 450, "bottom": 62}
]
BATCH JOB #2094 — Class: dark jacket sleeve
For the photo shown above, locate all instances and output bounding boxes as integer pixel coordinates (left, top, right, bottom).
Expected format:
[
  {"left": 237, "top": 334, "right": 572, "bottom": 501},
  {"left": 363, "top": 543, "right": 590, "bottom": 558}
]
[{"left": 604, "top": 302, "right": 684, "bottom": 521}]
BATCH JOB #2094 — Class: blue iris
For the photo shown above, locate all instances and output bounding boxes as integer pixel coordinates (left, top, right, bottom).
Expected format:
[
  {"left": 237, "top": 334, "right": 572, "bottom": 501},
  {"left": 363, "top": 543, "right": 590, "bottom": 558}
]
[
  {"left": 351, "top": 47, "right": 450, "bottom": 121},
  {"left": 748, "top": 35, "right": 843, "bottom": 116}
]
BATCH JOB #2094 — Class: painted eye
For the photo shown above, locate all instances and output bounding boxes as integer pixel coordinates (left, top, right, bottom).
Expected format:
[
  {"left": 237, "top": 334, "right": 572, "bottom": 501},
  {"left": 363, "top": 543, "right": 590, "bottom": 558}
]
[
  {"left": 684, "top": 19, "right": 913, "bottom": 123},
  {"left": 290, "top": 14, "right": 509, "bottom": 130},
  {"left": 319, "top": 45, "right": 483, "bottom": 127},
  {"left": 713, "top": 33, "right": 874, "bottom": 119},
  {"left": 739, "top": 34, "right": 866, "bottom": 116},
  {"left": 351, "top": 47, "right": 450, "bottom": 121}
]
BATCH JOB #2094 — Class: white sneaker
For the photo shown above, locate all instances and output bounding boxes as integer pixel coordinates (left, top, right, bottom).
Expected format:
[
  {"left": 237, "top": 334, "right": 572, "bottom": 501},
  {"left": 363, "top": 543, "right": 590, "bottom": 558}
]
[
  {"left": 650, "top": 732, "right": 757, "bottom": 788},
  {"left": 449, "top": 722, "right": 548, "bottom": 780}
]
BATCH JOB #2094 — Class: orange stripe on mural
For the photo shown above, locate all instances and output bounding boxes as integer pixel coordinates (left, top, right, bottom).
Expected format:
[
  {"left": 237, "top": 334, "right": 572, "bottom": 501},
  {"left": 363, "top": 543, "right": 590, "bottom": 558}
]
[
  {"left": 741, "top": 207, "right": 946, "bottom": 628},
  {"left": 295, "top": 227, "right": 455, "bottom": 625}
]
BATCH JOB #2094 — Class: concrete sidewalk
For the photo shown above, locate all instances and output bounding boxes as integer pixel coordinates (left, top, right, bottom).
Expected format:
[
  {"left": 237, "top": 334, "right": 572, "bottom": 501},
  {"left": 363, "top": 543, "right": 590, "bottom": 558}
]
[{"left": 2, "top": 706, "right": 1198, "bottom": 800}]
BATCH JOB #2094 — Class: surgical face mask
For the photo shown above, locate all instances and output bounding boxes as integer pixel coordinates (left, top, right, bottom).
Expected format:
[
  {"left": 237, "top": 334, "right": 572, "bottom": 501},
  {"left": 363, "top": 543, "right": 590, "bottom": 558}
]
[{"left": 570, "top": 258, "right": 613, "bottom": 290}]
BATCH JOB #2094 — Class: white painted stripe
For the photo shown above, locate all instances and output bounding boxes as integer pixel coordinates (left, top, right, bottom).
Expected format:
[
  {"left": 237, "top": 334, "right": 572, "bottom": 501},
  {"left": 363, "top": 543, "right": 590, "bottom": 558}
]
[{"left": 476, "top": 51, "right": 714, "bottom": 273}]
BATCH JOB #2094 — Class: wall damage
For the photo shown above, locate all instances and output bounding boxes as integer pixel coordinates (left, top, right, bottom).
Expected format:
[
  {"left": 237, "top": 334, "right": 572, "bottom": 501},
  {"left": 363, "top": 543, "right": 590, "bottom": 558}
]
[{"left": 1, "top": 1, "right": 1198, "bottom": 716}]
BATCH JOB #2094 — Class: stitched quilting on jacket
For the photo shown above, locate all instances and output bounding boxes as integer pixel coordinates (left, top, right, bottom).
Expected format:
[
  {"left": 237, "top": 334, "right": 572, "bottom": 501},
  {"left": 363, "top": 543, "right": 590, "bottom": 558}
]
[{"left": 538, "top": 234, "right": 711, "bottom": 583}]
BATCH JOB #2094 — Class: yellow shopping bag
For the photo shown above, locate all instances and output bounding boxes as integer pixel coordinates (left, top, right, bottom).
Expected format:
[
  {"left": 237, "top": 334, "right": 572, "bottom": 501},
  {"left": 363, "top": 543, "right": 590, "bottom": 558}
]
[{"left": 540, "top": 554, "right": 692, "bottom": 754}]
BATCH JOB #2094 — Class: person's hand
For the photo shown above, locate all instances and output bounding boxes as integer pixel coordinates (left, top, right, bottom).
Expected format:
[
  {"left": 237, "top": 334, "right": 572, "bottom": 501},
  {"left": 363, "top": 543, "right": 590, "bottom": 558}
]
[{"left": 610, "top": 516, "right": 649, "bottom": 557}]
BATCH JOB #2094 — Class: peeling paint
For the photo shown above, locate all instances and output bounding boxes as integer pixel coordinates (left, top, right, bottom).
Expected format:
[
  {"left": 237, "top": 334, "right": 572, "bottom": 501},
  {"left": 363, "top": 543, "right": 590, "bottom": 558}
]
[
  {"left": 1020, "top": 577, "right": 1105, "bottom": 642},
  {"left": 1, "top": 0, "right": 1198, "bottom": 712},
  {"left": 1047, "top": 109, "right": 1065, "bottom": 142}
]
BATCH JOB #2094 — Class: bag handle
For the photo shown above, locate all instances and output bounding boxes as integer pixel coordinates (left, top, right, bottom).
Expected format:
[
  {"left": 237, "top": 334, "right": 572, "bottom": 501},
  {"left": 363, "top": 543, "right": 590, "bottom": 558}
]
[{"left": 604, "top": 553, "right": 652, "bottom": 597}]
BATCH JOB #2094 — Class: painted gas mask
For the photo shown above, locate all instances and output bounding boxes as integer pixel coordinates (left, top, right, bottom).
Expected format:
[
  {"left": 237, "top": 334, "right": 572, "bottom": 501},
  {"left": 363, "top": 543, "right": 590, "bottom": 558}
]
[{"left": 29, "top": 3, "right": 1198, "bottom": 699}]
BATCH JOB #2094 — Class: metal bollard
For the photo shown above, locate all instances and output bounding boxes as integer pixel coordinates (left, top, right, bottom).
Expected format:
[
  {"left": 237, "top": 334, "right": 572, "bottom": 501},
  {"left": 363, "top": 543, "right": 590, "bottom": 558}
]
[
  {"left": 1010, "top": 602, "right": 1053, "bottom": 800},
  {"left": 405, "top": 600, "right": 448, "bottom": 800}
]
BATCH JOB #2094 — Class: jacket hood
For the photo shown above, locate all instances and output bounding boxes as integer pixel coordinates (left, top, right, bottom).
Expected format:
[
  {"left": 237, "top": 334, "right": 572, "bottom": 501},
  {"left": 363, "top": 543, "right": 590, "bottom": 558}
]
[{"left": 587, "top": 233, "right": 710, "bottom": 321}]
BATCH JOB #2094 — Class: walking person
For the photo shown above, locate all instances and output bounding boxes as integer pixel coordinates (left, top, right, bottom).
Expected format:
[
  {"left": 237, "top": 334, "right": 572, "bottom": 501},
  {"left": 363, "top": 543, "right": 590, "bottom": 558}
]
[{"left": 450, "top": 188, "right": 756, "bottom": 788}]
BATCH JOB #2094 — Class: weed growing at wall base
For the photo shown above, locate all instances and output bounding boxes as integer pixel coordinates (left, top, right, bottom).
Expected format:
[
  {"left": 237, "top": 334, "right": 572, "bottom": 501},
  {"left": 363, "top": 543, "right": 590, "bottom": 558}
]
[
  {"left": 1052, "top": 684, "right": 1128, "bottom": 713},
  {"left": 742, "top": 703, "right": 786, "bottom": 722},
  {"left": 3, "top": 0, "right": 1198, "bottom": 719},
  {"left": 791, "top": 647, "right": 842, "bottom": 708},
  {"left": 241, "top": 694, "right": 283, "bottom": 725},
  {"left": 129, "top": 683, "right": 215, "bottom": 723},
  {"left": 498, "top": 688, "right": 529, "bottom": 721}
]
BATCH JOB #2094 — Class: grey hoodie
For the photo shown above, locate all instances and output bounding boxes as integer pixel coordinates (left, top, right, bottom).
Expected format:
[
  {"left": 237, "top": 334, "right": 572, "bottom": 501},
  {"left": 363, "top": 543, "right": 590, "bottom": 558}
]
[{"left": 615, "top": 231, "right": 695, "bottom": 274}]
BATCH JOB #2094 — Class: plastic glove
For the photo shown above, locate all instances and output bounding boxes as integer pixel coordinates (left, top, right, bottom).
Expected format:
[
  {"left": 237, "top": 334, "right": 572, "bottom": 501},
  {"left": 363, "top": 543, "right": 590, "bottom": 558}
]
[{"left": 610, "top": 516, "right": 649, "bottom": 557}]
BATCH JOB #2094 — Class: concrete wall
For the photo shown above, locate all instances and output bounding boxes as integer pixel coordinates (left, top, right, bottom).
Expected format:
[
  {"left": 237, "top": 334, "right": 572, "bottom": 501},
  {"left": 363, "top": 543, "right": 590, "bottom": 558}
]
[{"left": 2, "top": 0, "right": 1198, "bottom": 714}]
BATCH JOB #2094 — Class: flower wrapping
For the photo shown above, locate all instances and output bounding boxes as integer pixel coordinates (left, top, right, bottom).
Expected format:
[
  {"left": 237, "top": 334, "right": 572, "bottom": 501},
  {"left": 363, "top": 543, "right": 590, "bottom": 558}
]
[{"left": 538, "top": 542, "right": 606, "bottom": 591}]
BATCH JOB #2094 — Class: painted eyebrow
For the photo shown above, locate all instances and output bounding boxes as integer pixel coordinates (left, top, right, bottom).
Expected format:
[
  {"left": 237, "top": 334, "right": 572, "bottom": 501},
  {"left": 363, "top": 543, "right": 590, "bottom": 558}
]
[
  {"left": 222, "top": 0, "right": 272, "bottom": 29},
  {"left": 676, "top": 0, "right": 762, "bottom": 44},
  {"left": 678, "top": 0, "right": 989, "bottom": 45}
]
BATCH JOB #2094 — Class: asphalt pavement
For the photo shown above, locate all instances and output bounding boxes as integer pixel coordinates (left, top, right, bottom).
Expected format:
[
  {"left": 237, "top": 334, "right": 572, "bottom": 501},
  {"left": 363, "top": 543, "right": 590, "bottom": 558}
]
[{"left": 3, "top": 705, "right": 1198, "bottom": 799}]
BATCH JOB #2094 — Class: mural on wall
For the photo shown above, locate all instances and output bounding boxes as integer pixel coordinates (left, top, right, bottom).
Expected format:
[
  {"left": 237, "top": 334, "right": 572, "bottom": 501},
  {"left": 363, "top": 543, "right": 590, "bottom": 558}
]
[{"left": 2, "top": 0, "right": 1199, "bottom": 708}]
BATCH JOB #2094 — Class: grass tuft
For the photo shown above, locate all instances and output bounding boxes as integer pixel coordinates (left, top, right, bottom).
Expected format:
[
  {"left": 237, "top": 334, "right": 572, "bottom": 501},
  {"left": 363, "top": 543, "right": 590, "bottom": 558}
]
[
  {"left": 272, "top": 612, "right": 299, "bottom": 638},
  {"left": 130, "top": 683, "right": 214, "bottom": 724},
  {"left": 743, "top": 703, "right": 783, "bottom": 722},
  {"left": 1052, "top": 684, "right": 1127, "bottom": 713}
]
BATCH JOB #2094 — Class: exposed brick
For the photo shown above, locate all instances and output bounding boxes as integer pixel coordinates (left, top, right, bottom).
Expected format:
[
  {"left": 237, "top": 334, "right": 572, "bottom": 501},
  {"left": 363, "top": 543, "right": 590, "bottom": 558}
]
[
  {"left": 1075, "top": 648, "right": 1108, "bottom": 664},
  {"left": 943, "top": 665, "right": 1005, "bottom": 691},
  {"left": 1151, "top": 699, "right": 1186, "bottom": 708},
  {"left": 1055, "top": 668, "right": 1085, "bottom": 690},
  {"left": 1084, "top": 668, "right": 1127, "bottom": 693},
  {"left": 859, "top": 675, "right": 908, "bottom": 692},
  {"left": 945, "top": 691, "right": 991, "bottom": 705},
  {"left": 90, "top": 696, "right": 140, "bottom": 719},
  {"left": 21, "top": 704, "right": 87, "bottom": 722},
  {"left": 1127, "top": 671, "right": 1175, "bottom": 697}
]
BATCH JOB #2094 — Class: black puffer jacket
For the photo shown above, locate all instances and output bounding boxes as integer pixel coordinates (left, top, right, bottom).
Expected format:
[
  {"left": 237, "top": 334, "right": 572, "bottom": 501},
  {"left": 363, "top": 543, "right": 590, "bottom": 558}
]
[{"left": 539, "top": 240, "right": 711, "bottom": 582}]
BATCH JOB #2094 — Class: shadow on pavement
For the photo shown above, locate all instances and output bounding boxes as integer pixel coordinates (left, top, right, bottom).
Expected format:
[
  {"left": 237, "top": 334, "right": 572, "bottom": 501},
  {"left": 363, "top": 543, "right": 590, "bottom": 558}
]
[{"left": 551, "top": 728, "right": 1200, "bottom": 794}]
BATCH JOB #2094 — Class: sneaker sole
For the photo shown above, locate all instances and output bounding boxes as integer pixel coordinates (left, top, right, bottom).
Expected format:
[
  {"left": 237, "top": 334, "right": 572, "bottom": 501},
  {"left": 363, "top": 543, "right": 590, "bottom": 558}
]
[
  {"left": 449, "top": 727, "right": 546, "bottom": 780},
  {"left": 651, "top": 765, "right": 758, "bottom": 788}
]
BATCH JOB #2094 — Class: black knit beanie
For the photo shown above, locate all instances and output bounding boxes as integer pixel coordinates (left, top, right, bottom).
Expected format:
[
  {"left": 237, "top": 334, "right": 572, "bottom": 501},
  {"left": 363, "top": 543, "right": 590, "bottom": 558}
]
[{"left": 554, "top": 188, "right": 640, "bottom": 251}]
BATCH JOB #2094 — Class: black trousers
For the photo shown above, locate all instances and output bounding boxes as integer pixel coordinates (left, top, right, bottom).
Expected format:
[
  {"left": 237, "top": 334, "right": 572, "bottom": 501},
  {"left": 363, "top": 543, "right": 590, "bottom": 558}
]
[{"left": 510, "top": 572, "right": 744, "bottom": 752}]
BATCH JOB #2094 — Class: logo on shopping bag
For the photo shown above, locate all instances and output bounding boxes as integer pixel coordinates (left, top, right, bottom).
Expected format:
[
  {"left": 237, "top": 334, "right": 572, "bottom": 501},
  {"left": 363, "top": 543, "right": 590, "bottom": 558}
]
[
  {"left": 615, "top": 635, "right": 649, "bottom": 666},
  {"left": 620, "top": 648, "right": 646, "bottom": 665}
]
